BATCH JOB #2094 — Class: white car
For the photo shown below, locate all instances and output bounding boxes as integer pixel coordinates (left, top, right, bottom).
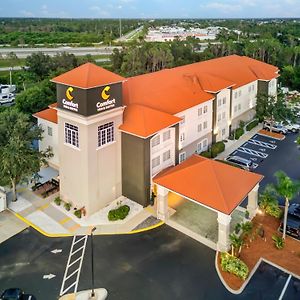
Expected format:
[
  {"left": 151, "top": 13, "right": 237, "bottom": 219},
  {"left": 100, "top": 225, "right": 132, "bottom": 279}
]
[
  {"left": 279, "top": 121, "right": 300, "bottom": 133},
  {"left": 263, "top": 121, "right": 288, "bottom": 134},
  {"left": 0, "top": 93, "right": 15, "bottom": 105}
]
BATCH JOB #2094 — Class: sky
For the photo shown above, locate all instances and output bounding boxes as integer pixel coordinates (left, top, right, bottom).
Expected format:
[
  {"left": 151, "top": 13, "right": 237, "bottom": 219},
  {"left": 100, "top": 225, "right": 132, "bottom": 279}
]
[{"left": 1, "top": 0, "right": 300, "bottom": 19}]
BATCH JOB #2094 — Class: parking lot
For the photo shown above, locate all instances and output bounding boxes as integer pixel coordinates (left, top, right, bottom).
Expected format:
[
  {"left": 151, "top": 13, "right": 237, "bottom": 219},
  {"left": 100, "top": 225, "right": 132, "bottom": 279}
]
[{"left": 229, "top": 132, "right": 280, "bottom": 171}]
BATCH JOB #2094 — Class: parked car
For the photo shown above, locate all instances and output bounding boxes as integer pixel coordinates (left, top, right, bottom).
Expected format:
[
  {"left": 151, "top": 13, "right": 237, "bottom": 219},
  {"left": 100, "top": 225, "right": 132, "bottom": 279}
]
[
  {"left": 278, "top": 203, "right": 300, "bottom": 239},
  {"left": 279, "top": 120, "right": 300, "bottom": 133},
  {"left": 0, "top": 93, "right": 15, "bottom": 105},
  {"left": 0, "top": 289, "right": 36, "bottom": 300},
  {"left": 263, "top": 121, "right": 288, "bottom": 134},
  {"left": 225, "top": 155, "right": 254, "bottom": 171},
  {"left": 0, "top": 288, "right": 23, "bottom": 300}
]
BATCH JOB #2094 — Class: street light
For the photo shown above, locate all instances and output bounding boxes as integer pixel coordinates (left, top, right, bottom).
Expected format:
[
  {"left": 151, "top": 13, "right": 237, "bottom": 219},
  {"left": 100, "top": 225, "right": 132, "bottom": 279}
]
[{"left": 90, "top": 227, "right": 97, "bottom": 298}]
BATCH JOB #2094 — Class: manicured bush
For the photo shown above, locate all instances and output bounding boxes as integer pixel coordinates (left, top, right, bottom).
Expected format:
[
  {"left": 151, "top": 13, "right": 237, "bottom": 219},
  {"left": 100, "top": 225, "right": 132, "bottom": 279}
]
[
  {"left": 220, "top": 252, "right": 249, "bottom": 280},
  {"left": 74, "top": 209, "right": 82, "bottom": 218},
  {"left": 272, "top": 234, "right": 285, "bottom": 249},
  {"left": 211, "top": 141, "right": 225, "bottom": 158},
  {"left": 54, "top": 196, "right": 62, "bottom": 206},
  {"left": 234, "top": 127, "right": 244, "bottom": 140},
  {"left": 108, "top": 205, "right": 130, "bottom": 221},
  {"left": 200, "top": 150, "right": 212, "bottom": 158},
  {"left": 64, "top": 202, "right": 72, "bottom": 211},
  {"left": 246, "top": 120, "right": 259, "bottom": 131},
  {"left": 265, "top": 204, "right": 282, "bottom": 218}
]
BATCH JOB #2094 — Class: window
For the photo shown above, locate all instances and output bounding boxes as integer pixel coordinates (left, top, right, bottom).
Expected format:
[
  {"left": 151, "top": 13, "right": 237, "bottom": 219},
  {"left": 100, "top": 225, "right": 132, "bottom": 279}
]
[
  {"left": 64, "top": 123, "right": 79, "bottom": 148},
  {"left": 180, "top": 132, "right": 185, "bottom": 142},
  {"left": 197, "top": 142, "right": 202, "bottom": 153},
  {"left": 203, "top": 139, "right": 208, "bottom": 148},
  {"left": 252, "top": 84, "right": 255, "bottom": 91},
  {"left": 163, "top": 130, "right": 171, "bottom": 142},
  {"left": 179, "top": 152, "right": 186, "bottom": 163},
  {"left": 222, "top": 112, "right": 226, "bottom": 120},
  {"left": 180, "top": 116, "right": 185, "bottom": 125},
  {"left": 163, "top": 150, "right": 171, "bottom": 162},
  {"left": 98, "top": 122, "right": 114, "bottom": 147},
  {"left": 203, "top": 106, "right": 208, "bottom": 113},
  {"left": 151, "top": 135, "right": 160, "bottom": 147},
  {"left": 248, "top": 86, "right": 251, "bottom": 93},
  {"left": 238, "top": 103, "right": 241, "bottom": 110},
  {"left": 152, "top": 156, "right": 160, "bottom": 169},
  {"left": 218, "top": 99, "right": 221, "bottom": 107},
  {"left": 234, "top": 105, "right": 238, "bottom": 113},
  {"left": 222, "top": 97, "right": 226, "bottom": 105},
  {"left": 222, "top": 128, "right": 226, "bottom": 136},
  {"left": 239, "top": 90, "right": 242, "bottom": 97},
  {"left": 218, "top": 113, "right": 221, "bottom": 122},
  {"left": 198, "top": 107, "right": 202, "bottom": 116},
  {"left": 203, "top": 121, "right": 208, "bottom": 129},
  {"left": 47, "top": 126, "right": 52, "bottom": 136},
  {"left": 197, "top": 123, "right": 202, "bottom": 132},
  {"left": 234, "top": 91, "right": 238, "bottom": 98}
]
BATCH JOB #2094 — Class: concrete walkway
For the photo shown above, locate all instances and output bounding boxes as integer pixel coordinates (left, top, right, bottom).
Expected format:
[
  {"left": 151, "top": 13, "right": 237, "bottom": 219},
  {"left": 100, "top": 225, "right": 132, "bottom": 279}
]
[
  {"left": 6, "top": 187, "right": 162, "bottom": 237},
  {"left": 217, "top": 123, "right": 263, "bottom": 160}
]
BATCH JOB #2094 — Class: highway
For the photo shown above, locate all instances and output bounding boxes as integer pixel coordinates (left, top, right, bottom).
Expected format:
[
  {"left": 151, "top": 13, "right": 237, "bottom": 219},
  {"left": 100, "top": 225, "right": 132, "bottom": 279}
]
[{"left": 0, "top": 46, "right": 121, "bottom": 59}]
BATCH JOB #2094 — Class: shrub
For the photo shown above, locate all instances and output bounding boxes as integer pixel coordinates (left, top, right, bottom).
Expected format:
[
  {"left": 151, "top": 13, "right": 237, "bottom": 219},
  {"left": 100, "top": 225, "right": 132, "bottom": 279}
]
[
  {"left": 64, "top": 202, "right": 72, "bottom": 211},
  {"left": 241, "top": 221, "right": 253, "bottom": 238},
  {"left": 234, "top": 127, "right": 244, "bottom": 140},
  {"left": 200, "top": 150, "right": 212, "bottom": 158},
  {"left": 54, "top": 196, "right": 62, "bottom": 206},
  {"left": 239, "top": 120, "right": 246, "bottom": 128},
  {"left": 211, "top": 141, "right": 225, "bottom": 158},
  {"left": 235, "top": 223, "right": 241, "bottom": 234},
  {"left": 245, "top": 210, "right": 250, "bottom": 219},
  {"left": 246, "top": 120, "right": 259, "bottom": 131},
  {"left": 272, "top": 234, "right": 285, "bottom": 249},
  {"left": 108, "top": 205, "right": 130, "bottom": 221},
  {"left": 74, "top": 209, "right": 82, "bottom": 218},
  {"left": 220, "top": 252, "right": 249, "bottom": 280},
  {"left": 265, "top": 204, "right": 282, "bottom": 218}
]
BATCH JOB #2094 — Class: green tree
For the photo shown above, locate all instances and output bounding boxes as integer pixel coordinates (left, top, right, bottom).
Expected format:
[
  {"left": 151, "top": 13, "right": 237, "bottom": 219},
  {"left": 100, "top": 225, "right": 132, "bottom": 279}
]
[
  {"left": 15, "top": 80, "right": 56, "bottom": 116},
  {"left": 271, "top": 171, "right": 300, "bottom": 239},
  {"left": 229, "top": 233, "right": 243, "bottom": 257},
  {"left": 25, "top": 52, "right": 53, "bottom": 80},
  {"left": 0, "top": 109, "right": 52, "bottom": 201}
]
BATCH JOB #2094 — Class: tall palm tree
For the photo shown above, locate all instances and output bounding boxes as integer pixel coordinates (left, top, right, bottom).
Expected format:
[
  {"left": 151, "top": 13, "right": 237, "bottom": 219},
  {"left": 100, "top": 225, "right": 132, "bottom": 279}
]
[
  {"left": 272, "top": 171, "right": 300, "bottom": 239},
  {"left": 229, "top": 233, "right": 243, "bottom": 257}
]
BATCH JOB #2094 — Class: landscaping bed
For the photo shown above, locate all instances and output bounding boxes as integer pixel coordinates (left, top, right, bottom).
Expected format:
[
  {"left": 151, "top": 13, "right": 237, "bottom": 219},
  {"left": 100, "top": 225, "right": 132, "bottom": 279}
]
[
  {"left": 217, "top": 213, "right": 300, "bottom": 291},
  {"left": 258, "top": 129, "right": 285, "bottom": 140}
]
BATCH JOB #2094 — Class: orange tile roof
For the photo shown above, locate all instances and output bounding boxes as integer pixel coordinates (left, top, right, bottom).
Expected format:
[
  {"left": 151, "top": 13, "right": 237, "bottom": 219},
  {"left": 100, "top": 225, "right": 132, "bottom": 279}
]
[
  {"left": 153, "top": 155, "right": 263, "bottom": 215},
  {"left": 123, "top": 70, "right": 214, "bottom": 115},
  {"left": 119, "top": 104, "right": 181, "bottom": 138},
  {"left": 51, "top": 62, "right": 124, "bottom": 89},
  {"left": 33, "top": 107, "right": 58, "bottom": 124}
]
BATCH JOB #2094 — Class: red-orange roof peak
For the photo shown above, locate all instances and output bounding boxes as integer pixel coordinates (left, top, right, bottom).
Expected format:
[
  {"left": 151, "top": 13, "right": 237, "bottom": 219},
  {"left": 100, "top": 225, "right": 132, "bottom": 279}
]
[{"left": 51, "top": 62, "right": 124, "bottom": 89}]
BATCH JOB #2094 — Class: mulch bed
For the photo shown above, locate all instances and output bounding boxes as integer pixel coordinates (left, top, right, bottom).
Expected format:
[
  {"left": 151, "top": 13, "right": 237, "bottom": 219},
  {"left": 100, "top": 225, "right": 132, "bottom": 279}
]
[
  {"left": 258, "top": 129, "right": 285, "bottom": 140},
  {"left": 217, "top": 213, "right": 300, "bottom": 290}
]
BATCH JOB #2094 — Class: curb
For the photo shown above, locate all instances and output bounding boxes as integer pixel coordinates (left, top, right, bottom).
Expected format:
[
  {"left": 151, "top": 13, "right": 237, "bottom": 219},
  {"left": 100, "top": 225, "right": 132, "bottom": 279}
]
[
  {"left": 215, "top": 252, "right": 300, "bottom": 295},
  {"left": 257, "top": 130, "right": 286, "bottom": 141},
  {"left": 11, "top": 209, "right": 164, "bottom": 238}
]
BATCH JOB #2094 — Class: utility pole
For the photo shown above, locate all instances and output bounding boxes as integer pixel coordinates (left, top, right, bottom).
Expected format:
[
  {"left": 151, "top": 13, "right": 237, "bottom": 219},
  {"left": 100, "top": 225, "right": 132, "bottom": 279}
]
[
  {"left": 119, "top": 18, "right": 122, "bottom": 39},
  {"left": 9, "top": 67, "right": 12, "bottom": 86},
  {"left": 90, "top": 227, "right": 97, "bottom": 298}
]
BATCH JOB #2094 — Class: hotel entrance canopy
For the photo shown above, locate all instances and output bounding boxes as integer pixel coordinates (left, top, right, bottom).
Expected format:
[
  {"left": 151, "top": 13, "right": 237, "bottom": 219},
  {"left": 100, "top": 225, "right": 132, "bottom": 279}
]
[{"left": 153, "top": 155, "right": 263, "bottom": 215}]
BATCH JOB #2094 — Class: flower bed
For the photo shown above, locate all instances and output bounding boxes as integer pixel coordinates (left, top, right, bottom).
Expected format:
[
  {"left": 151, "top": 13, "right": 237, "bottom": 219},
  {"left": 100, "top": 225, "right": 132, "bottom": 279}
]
[{"left": 220, "top": 252, "right": 249, "bottom": 280}]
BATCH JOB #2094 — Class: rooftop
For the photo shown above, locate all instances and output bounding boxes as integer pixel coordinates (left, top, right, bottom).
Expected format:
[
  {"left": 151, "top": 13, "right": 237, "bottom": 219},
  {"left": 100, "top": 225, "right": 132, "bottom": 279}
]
[
  {"left": 153, "top": 154, "right": 263, "bottom": 215},
  {"left": 33, "top": 107, "right": 57, "bottom": 124}
]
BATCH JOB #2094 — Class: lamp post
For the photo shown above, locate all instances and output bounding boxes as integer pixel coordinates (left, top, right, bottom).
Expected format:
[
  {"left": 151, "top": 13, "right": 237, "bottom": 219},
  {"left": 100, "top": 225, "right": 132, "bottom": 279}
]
[{"left": 90, "top": 227, "right": 97, "bottom": 298}]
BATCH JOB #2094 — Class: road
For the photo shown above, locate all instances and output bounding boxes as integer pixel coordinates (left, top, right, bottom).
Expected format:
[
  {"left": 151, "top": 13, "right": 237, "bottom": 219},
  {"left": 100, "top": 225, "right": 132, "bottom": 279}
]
[
  {"left": 0, "top": 46, "right": 121, "bottom": 59},
  {"left": 1, "top": 226, "right": 299, "bottom": 299},
  {"left": 115, "top": 25, "right": 144, "bottom": 42}
]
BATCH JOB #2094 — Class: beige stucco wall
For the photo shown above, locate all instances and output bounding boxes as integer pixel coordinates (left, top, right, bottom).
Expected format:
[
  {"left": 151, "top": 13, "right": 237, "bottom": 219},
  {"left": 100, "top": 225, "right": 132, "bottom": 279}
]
[
  {"left": 57, "top": 107, "right": 123, "bottom": 216},
  {"left": 37, "top": 119, "right": 59, "bottom": 169}
]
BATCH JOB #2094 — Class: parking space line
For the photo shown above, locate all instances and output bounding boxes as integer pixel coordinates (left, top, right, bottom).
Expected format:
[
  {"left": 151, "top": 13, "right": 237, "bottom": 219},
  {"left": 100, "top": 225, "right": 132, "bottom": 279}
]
[
  {"left": 248, "top": 139, "right": 277, "bottom": 149},
  {"left": 278, "top": 274, "right": 292, "bottom": 300},
  {"left": 59, "top": 217, "right": 71, "bottom": 225},
  {"left": 38, "top": 203, "right": 49, "bottom": 211},
  {"left": 238, "top": 147, "right": 268, "bottom": 158}
]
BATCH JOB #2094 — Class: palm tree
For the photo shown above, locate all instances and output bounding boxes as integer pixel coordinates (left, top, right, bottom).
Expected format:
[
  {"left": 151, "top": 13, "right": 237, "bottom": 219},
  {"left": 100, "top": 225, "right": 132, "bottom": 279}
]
[
  {"left": 272, "top": 171, "right": 300, "bottom": 239},
  {"left": 229, "top": 233, "right": 243, "bottom": 257}
]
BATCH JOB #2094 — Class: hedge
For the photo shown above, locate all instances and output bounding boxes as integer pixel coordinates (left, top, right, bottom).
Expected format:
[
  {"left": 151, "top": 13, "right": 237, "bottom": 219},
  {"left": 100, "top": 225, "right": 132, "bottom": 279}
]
[
  {"left": 200, "top": 150, "right": 212, "bottom": 158},
  {"left": 235, "top": 127, "right": 244, "bottom": 140},
  {"left": 246, "top": 120, "right": 259, "bottom": 131},
  {"left": 108, "top": 205, "right": 130, "bottom": 221},
  {"left": 220, "top": 252, "right": 249, "bottom": 280},
  {"left": 211, "top": 141, "right": 225, "bottom": 157}
]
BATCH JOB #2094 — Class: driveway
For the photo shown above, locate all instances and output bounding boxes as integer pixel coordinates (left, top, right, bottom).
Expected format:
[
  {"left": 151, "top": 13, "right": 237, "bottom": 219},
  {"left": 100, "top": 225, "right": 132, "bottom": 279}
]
[{"left": 1, "top": 225, "right": 300, "bottom": 299}]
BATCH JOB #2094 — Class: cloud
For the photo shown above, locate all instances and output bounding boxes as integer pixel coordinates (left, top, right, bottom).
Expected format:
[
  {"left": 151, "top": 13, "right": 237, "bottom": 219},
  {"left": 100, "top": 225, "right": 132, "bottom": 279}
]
[
  {"left": 200, "top": 2, "right": 242, "bottom": 14},
  {"left": 19, "top": 10, "right": 34, "bottom": 17}
]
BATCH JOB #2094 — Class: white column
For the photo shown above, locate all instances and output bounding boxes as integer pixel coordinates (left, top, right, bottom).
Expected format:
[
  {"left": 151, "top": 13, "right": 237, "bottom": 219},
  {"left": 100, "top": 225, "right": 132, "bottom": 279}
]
[
  {"left": 156, "top": 185, "right": 169, "bottom": 221},
  {"left": 247, "top": 183, "right": 259, "bottom": 219},
  {"left": 217, "top": 212, "right": 232, "bottom": 252}
]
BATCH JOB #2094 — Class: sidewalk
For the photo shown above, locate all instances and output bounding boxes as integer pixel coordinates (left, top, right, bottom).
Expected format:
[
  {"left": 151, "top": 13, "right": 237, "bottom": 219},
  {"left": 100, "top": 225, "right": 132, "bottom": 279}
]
[
  {"left": 216, "top": 123, "right": 263, "bottom": 160},
  {"left": 6, "top": 188, "right": 163, "bottom": 238}
]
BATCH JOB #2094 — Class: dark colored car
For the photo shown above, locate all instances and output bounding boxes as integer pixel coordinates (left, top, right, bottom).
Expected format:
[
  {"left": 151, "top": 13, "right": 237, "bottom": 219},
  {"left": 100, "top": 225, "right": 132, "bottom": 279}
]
[
  {"left": 278, "top": 203, "right": 300, "bottom": 239},
  {"left": 0, "top": 288, "right": 23, "bottom": 300},
  {"left": 0, "top": 289, "right": 36, "bottom": 300}
]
